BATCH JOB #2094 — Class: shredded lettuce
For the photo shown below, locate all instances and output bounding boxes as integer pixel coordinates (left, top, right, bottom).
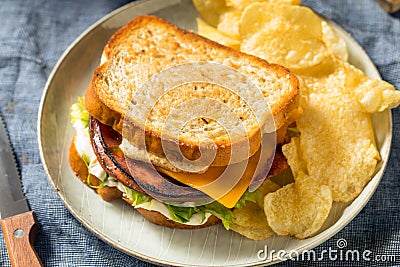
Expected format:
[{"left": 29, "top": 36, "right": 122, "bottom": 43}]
[
  {"left": 70, "top": 97, "right": 89, "bottom": 128},
  {"left": 81, "top": 152, "right": 107, "bottom": 189},
  {"left": 81, "top": 152, "right": 90, "bottom": 166},
  {"left": 200, "top": 202, "right": 234, "bottom": 230},
  {"left": 287, "top": 127, "right": 300, "bottom": 137},
  {"left": 165, "top": 202, "right": 234, "bottom": 229},
  {"left": 234, "top": 189, "right": 264, "bottom": 209},
  {"left": 123, "top": 186, "right": 150, "bottom": 206},
  {"left": 165, "top": 205, "right": 198, "bottom": 224},
  {"left": 87, "top": 173, "right": 108, "bottom": 189}
]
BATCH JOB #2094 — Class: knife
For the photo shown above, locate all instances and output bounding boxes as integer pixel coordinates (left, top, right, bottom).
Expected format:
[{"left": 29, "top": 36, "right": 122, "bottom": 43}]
[{"left": 0, "top": 114, "right": 42, "bottom": 267}]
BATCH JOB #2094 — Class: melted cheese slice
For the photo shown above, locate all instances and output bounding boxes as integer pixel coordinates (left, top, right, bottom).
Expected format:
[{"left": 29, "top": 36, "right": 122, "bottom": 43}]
[{"left": 156, "top": 149, "right": 262, "bottom": 208}]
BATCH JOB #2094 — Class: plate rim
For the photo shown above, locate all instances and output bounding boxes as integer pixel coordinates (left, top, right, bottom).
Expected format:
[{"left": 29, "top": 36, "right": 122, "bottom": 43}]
[{"left": 37, "top": 1, "right": 393, "bottom": 266}]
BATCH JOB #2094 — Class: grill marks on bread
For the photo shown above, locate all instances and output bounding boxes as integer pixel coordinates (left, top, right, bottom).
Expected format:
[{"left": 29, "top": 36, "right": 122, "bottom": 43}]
[{"left": 88, "top": 15, "right": 299, "bottom": 166}]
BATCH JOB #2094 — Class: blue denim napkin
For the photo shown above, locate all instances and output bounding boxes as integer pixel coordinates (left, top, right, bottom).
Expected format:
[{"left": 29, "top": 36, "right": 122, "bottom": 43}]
[{"left": 0, "top": 0, "right": 399, "bottom": 266}]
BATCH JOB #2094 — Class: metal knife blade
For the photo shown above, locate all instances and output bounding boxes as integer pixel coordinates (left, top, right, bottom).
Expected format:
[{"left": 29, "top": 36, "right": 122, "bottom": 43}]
[
  {"left": 0, "top": 116, "right": 30, "bottom": 219},
  {"left": 0, "top": 114, "right": 42, "bottom": 267}
]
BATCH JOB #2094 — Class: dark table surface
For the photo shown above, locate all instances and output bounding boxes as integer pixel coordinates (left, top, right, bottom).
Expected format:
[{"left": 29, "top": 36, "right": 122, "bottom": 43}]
[{"left": 0, "top": 0, "right": 399, "bottom": 266}]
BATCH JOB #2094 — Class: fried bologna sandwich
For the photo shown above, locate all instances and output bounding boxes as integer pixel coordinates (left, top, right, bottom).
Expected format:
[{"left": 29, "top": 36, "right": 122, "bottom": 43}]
[{"left": 69, "top": 15, "right": 299, "bottom": 229}]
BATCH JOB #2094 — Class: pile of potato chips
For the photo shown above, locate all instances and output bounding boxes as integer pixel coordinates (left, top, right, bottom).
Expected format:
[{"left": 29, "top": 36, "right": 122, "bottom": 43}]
[{"left": 193, "top": 0, "right": 400, "bottom": 239}]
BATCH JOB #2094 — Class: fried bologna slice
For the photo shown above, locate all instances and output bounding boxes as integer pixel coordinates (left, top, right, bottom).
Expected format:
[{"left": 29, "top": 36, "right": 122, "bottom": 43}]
[{"left": 68, "top": 137, "right": 220, "bottom": 229}]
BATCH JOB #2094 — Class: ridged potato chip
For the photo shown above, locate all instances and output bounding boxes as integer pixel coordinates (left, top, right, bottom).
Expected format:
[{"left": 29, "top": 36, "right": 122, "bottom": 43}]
[
  {"left": 343, "top": 62, "right": 400, "bottom": 113},
  {"left": 192, "top": 0, "right": 400, "bottom": 241},
  {"left": 299, "top": 56, "right": 400, "bottom": 113},
  {"left": 226, "top": 0, "right": 301, "bottom": 11},
  {"left": 240, "top": 2, "right": 329, "bottom": 70},
  {"left": 230, "top": 180, "right": 280, "bottom": 240},
  {"left": 298, "top": 55, "right": 345, "bottom": 92},
  {"left": 292, "top": 54, "right": 398, "bottom": 204},
  {"left": 264, "top": 172, "right": 332, "bottom": 239},
  {"left": 281, "top": 137, "right": 306, "bottom": 177},
  {"left": 233, "top": 202, "right": 270, "bottom": 229},
  {"left": 321, "top": 21, "right": 348, "bottom": 62},
  {"left": 232, "top": 180, "right": 280, "bottom": 229},
  {"left": 230, "top": 224, "right": 274, "bottom": 240},
  {"left": 294, "top": 54, "right": 339, "bottom": 77},
  {"left": 193, "top": 0, "right": 228, "bottom": 26},
  {"left": 217, "top": 10, "right": 241, "bottom": 39},
  {"left": 297, "top": 93, "right": 380, "bottom": 202},
  {"left": 196, "top": 18, "right": 240, "bottom": 50},
  {"left": 221, "top": 0, "right": 302, "bottom": 40}
]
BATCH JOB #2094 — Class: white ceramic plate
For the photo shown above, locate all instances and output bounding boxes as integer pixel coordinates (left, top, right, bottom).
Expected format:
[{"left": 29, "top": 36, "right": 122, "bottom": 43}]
[{"left": 38, "top": 0, "right": 392, "bottom": 266}]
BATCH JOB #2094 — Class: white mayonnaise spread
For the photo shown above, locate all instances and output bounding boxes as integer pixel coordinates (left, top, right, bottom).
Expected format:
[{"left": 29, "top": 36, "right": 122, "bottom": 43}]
[{"left": 136, "top": 200, "right": 212, "bottom": 226}]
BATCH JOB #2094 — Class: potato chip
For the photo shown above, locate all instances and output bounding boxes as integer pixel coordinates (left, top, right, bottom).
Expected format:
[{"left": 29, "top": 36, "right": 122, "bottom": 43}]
[
  {"left": 343, "top": 62, "right": 400, "bottom": 113},
  {"left": 301, "top": 58, "right": 343, "bottom": 81},
  {"left": 281, "top": 137, "right": 306, "bottom": 177},
  {"left": 295, "top": 54, "right": 340, "bottom": 77},
  {"left": 299, "top": 56, "right": 400, "bottom": 113},
  {"left": 193, "top": 0, "right": 228, "bottom": 26},
  {"left": 217, "top": 10, "right": 241, "bottom": 39},
  {"left": 230, "top": 223, "right": 274, "bottom": 240},
  {"left": 292, "top": 57, "right": 396, "bottom": 203},
  {"left": 321, "top": 21, "right": 348, "bottom": 62},
  {"left": 240, "top": 2, "right": 329, "bottom": 70},
  {"left": 227, "top": 0, "right": 301, "bottom": 10},
  {"left": 198, "top": 0, "right": 302, "bottom": 42},
  {"left": 196, "top": 18, "right": 240, "bottom": 50},
  {"left": 297, "top": 55, "right": 345, "bottom": 93},
  {"left": 264, "top": 172, "right": 332, "bottom": 239},
  {"left": 233, "top": 202, "right": 270, "bottom": 229},
  {"left": 232, "top": 180, "right": 280, "bottom": 228},
  {"left": 230, "top": 180, "right": 280, "bottom": 239},
  {"left": 297, "top": 93, "right": 380, "bottom": 202},
  {"left": 193, "top": 0, "right": 400, "bottom": 241},
  {"left": 225, "top": 0, "right": 233, "bottom": 7}
]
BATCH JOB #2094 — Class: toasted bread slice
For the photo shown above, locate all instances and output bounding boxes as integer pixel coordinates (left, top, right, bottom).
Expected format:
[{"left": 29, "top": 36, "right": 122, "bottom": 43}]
[{"left": 87, "top": 15, "right": 299, "bottom": 166}]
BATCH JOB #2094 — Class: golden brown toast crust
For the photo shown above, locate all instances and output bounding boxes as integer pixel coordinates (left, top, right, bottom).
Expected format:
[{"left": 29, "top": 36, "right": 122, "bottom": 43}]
[
  {"left": 84, "top": 84, "right": 123, "bottom": 133},
  {"left": 85, "top": 83, "right": 297, "bottom": 151},
  {"left": 88, "top": 15, "right": 299, "bottom": 166},
  {"left": 100, "top": 15, "right": 299, "bottom": 116}
]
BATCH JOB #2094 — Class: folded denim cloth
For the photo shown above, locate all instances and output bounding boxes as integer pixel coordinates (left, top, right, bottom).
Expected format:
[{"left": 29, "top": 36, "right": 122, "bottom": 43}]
[
  {"left": 376, "top": 0, "right": 400, "bottom": 13},
  {"left": 0, "top": 0, "right": 398, "bottom": 266}
]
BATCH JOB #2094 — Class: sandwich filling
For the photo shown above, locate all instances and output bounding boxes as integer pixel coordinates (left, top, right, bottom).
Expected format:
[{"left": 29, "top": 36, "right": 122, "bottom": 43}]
[
  {"left": 121, "top": 136, "right": 270, "bottom": 209},
  {"left": 70, "top": 97, "right": 289, "bottom": 228},
  {"left": 71, "top": 97, "right": 266, "bottom": 227}
]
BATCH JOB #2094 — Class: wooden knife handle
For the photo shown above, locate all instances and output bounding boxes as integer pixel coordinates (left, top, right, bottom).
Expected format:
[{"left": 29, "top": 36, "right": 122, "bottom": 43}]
[{"left": 1, "top": 211, "right": 43, "bottom": 267}]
